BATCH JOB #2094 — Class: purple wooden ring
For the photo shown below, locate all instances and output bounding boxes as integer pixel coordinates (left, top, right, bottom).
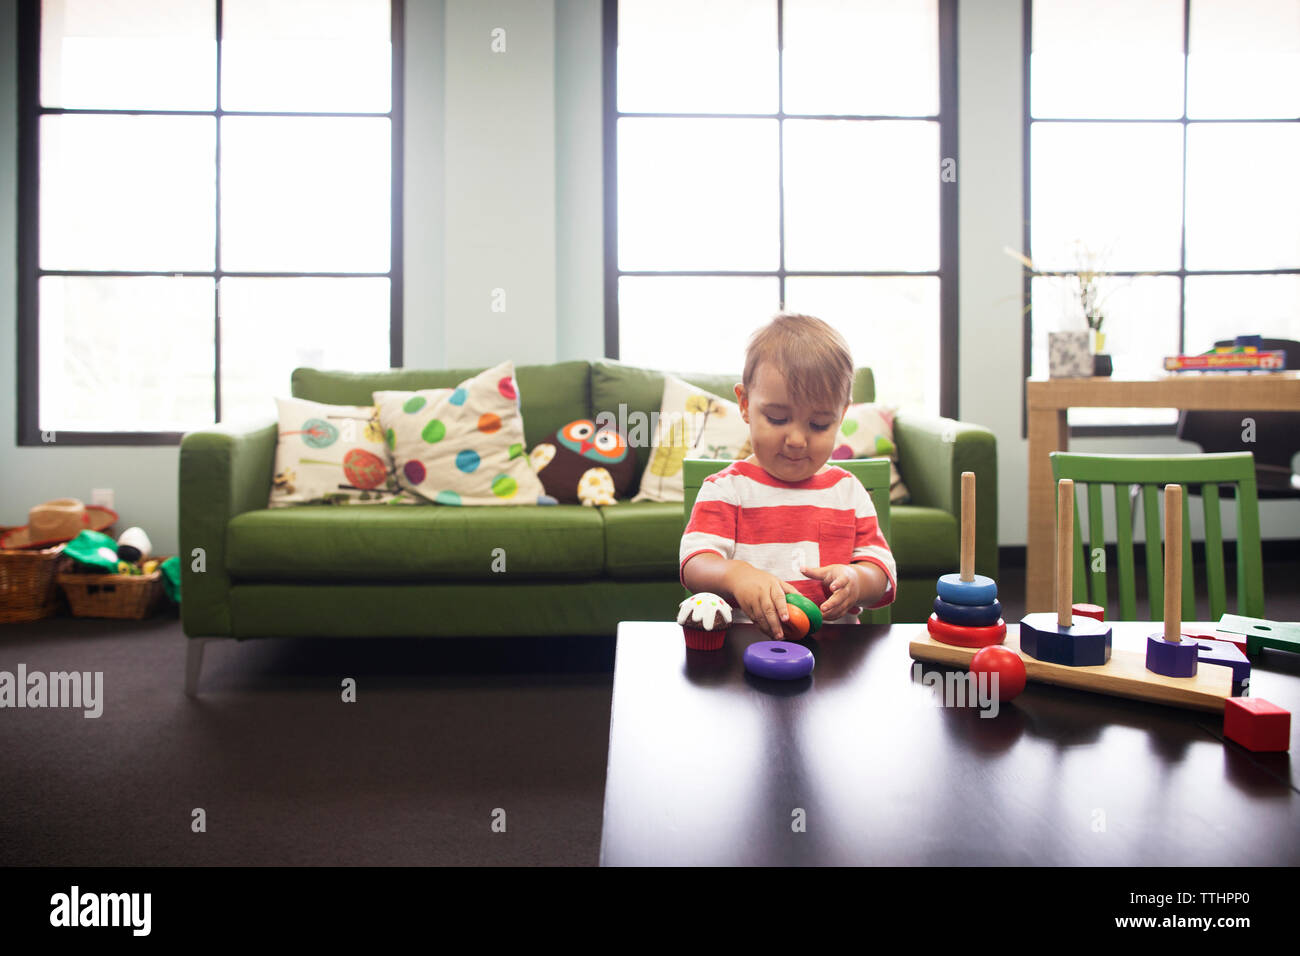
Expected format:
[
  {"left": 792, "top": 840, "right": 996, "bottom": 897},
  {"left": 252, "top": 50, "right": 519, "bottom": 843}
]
[{"left": 743, "top": 641, "right": 815, "bottom": 680}]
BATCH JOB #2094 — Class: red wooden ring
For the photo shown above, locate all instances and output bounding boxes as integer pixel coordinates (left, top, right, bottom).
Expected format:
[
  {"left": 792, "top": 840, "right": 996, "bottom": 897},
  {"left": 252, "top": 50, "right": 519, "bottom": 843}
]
[{"left": 926, "top": 613, "right": 1007, "bottom": 648}]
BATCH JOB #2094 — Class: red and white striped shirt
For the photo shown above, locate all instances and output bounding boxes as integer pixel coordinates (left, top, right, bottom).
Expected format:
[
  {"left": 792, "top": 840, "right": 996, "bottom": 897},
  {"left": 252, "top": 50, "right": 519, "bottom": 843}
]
[{"left": 680, "top": 460, "right": 897, "bottom": 624}]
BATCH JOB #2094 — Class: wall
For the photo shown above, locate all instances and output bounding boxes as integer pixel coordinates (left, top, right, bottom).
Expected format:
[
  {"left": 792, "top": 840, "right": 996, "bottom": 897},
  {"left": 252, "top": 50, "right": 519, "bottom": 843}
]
[{"left": 1, "top": 0, "right": 1295, "bottom": 558}]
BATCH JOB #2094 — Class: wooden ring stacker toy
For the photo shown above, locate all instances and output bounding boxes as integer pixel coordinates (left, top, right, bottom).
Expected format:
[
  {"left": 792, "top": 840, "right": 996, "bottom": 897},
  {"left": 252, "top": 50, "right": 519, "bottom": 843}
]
[
  {"left": 744, "top": 641, "right": 815, "bottom": 680},
  {"left": 933, "top": 596, "right": 1003, "bottom": 628},
  {"left": 1145, "top": 484, "right": 1200, "bottom": 677},
  {"left": 782, "top": 593, "right": 823, "bottom": 640},
  {"left": 1019, "top": 478, "right": 1112, "bottom": 666},
  {"left": 936, "top": 472, "right": 996, "bottom": 607}
]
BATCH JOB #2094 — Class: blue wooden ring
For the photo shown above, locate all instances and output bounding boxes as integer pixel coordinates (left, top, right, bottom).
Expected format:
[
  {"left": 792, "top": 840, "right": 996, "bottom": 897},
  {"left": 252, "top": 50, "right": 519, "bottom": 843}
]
[
  {"left": 743, "top": 641, "right": 815, "bottom": 680},
  {"left": 936, "top": 573, "right": 998, "bottom": 606},
  {"left": 933, "top": 596, "right": 1003, "bottom": 627}
]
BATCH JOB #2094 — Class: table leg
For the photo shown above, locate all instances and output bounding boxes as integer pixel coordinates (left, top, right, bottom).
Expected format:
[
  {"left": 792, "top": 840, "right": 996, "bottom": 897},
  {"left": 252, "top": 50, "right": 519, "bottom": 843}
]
[{"left": 1027, "top": 405, "right": 1068, "bottom": 611}]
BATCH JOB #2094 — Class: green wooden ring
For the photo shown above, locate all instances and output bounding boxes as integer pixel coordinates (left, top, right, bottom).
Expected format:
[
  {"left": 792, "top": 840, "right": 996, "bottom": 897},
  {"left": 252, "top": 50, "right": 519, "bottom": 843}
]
[{"left": 785, "top": 593, "right": 822, "bottom": 633}]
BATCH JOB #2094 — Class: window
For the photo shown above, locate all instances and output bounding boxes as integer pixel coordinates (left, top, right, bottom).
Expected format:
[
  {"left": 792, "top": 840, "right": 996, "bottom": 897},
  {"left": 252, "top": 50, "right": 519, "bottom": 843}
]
[
  {"left": 1025, "top": 0, "right": 1300, "bottom": 429},
  {"left": 18, "top": 0, "right": 403, "bottom": 445},
  {"left": 604, "top": 0, "right": 957, "bottom": 417}
]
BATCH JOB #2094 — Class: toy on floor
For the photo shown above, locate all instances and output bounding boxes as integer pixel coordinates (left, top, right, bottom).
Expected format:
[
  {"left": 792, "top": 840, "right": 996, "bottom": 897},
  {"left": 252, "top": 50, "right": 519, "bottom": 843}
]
[
  {"left": 1019, "top": 478, "right": 1112, "bottom": 666},
  {"left": 927, "top": 472, "right": 1006, "bottom": 648},
  {"left": 782, "top": 593, "right": 823, "bottom": 641},
  {"left": 744, "top": 640, "right": 815, "bottom": 680}
]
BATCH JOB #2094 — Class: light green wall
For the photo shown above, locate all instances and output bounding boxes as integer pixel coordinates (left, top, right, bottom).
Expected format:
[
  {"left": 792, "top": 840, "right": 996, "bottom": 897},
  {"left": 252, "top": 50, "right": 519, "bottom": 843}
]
[{"left": 2, "top": 0, "right": 1296, "bottom": 556}]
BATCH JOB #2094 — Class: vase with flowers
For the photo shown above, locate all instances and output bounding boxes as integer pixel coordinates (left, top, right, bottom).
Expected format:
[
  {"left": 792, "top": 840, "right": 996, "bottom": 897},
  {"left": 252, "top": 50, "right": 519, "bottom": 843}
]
[{"left": 1007, "top": 241, "right": 1115, "bottom": 377}]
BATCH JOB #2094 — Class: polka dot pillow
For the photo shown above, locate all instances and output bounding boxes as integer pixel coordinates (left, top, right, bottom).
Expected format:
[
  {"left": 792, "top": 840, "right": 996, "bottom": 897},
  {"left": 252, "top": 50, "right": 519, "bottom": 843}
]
[
  {"left": 373, "top": 360, "right": 550, "bottom": 506},
  {"left": 831, "top": 403, "right": 911, "bottom": 504}
]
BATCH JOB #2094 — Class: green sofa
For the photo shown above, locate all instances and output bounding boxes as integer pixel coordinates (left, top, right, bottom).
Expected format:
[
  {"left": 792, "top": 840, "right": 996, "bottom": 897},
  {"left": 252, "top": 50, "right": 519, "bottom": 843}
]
[{"left": 179, "top": 359, "right": 996, "bottom": 690}]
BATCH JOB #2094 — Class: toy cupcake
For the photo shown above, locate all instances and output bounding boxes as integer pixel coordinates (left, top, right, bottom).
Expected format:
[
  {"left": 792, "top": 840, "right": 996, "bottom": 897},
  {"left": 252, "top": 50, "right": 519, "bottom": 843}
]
[{"left": 677, "top": 592, "right": 732, "bottom": 651}]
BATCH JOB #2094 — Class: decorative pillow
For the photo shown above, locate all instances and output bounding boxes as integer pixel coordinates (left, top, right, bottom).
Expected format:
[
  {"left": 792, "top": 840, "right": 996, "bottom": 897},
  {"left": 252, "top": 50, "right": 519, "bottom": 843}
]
[
  {"left": 270, "top": 397, "right": 407, "bottom": 507},
  {"left": 529, "top": 420, "right": 637, "bottom": 506},
  {"left": 373, "top": 360, "right": 550, "bottom": 506},
  {"left": 632, "top": 375, "right": 751, "bottom": 503},
  {"left": 830, "top": 403, "right": 911, "bottom": 504}
]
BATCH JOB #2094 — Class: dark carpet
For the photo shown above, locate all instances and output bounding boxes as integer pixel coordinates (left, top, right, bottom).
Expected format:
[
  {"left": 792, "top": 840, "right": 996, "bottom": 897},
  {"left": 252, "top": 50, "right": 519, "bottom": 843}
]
[{"left": 2, "top": 554, "right": 1297, "bottom": 867}]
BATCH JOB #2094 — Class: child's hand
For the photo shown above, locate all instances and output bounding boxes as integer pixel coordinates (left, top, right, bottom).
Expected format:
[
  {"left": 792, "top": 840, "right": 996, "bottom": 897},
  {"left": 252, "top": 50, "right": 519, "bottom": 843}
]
[
  {"left": 726, "top": 563, "right": 799, "bottom": 640},
  {"left": 800, "top": 565, "right": 864, "bottom": 621}
]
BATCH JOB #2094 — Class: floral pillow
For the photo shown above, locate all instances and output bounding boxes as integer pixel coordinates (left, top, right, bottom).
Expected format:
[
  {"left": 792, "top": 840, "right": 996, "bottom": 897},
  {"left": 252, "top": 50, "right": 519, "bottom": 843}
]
[
  {"left": 270, "top": 397, "right": 407, "bottom": 507},
  {"left": 831, "top": 403, "right": 910, "bottom": 503},
  {"left": 373, "top": 360, "right": 550, "bottom": 506},
  {"left": 632, "top": 375, "right": 751, "bottom": 503}
]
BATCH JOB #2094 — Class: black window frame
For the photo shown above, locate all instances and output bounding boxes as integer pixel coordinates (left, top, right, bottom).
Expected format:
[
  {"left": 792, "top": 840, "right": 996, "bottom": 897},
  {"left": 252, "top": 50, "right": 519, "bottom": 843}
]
[
  {"left": 601, "top": 0, "right": 959, "bottom": 419},
  {"left": 16, "top": 0, "right": 406, "bottom": 447},
  {"left": 1020, "top": 0, "right": 1300, "bottom": 439}
]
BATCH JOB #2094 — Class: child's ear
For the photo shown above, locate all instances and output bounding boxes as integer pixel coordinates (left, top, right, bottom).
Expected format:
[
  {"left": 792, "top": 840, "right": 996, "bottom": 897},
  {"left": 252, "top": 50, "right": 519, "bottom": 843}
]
[{"left": 734, "top": 383, "right": 748, "bottom": 420}]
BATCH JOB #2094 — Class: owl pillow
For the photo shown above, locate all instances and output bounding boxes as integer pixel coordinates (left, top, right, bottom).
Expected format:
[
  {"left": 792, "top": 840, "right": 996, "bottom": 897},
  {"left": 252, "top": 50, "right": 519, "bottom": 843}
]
[{"left": 529, "top": 420, "right": 637, "bottom": 506}]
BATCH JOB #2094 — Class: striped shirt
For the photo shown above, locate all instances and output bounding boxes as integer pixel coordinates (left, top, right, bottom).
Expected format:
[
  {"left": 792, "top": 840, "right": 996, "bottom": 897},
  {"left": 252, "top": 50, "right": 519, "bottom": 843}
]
[{"left": 680, "top": 460, "right": 897, "bottom": 625}]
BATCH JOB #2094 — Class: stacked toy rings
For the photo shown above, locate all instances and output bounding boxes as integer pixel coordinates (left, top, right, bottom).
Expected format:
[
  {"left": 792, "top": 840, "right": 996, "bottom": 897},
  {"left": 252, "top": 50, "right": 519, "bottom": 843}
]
[{"left": 926, "top": 473, "right": 1006, "bottom": 649}]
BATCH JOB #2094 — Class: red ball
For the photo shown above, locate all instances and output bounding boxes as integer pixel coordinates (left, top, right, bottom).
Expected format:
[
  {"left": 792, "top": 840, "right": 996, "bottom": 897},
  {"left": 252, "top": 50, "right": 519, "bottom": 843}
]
[{"left": 970, "top": 645, "right": 1027, "bottom": 702}]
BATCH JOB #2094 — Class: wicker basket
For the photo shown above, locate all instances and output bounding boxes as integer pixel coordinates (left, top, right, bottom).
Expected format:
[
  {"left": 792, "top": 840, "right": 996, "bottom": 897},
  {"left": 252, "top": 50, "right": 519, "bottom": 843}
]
[
  {"left": 58, "top": 560, "right": 167, "bottom": 620},
  {"left": 0, "top": 544, "right": 72, "bottom": 622}
]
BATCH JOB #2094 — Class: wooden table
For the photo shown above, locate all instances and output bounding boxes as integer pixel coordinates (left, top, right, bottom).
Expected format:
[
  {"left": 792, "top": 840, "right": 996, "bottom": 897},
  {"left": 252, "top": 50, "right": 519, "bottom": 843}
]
[
  {"left": 1025, "top": 373, "right": 1300, "bottom": 611},
  {"left": 599, "top": 621, "right": 1300, "bottom": 866}
]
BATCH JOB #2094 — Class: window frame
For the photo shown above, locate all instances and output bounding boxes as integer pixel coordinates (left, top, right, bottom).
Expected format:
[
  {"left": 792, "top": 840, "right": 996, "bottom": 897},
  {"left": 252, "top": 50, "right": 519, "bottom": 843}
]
[
  {"left": 16, "top": 0, "right": 406, "bottom": 446},
  {"left": 601, "top": 0, "right": 959, "bottom": 419},
  {"left": 1020, "top": 0, "right": 1300, "bottom": 439}
]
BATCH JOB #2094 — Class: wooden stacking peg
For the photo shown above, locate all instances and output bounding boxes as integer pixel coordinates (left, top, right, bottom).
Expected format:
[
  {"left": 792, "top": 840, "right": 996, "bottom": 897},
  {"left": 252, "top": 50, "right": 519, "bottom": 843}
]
[
  {"left": 935, "top": 472, "right": 998, "bottom": 606},
  {"left": 1020, "top": 478, "right": 1112, "bottom": 666},
  {"left": 1146, "top": 484, "right": 1199, "bottom": 678}
]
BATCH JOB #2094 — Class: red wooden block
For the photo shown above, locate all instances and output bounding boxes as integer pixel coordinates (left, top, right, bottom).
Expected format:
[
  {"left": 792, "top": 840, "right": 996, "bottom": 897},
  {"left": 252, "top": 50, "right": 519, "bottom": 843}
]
[
  {"left": 1072, "top": 603, "right": 1105, "bottom": 622},
  {"left": 1194, "top": 628, "right": 1248, "bottom": 658},
  {"left": 1223, "top": 697, "right": 1291, "bottom": 752}
]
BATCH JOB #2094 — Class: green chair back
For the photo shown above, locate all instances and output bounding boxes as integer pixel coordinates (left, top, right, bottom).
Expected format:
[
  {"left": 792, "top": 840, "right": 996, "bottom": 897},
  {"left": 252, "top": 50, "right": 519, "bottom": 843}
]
[
  {"left": 1049, "top": 452, "right": 1264, "bottom": 621},
  {"left": 682, "top": 458, "right": 893, "bottom": 625}
]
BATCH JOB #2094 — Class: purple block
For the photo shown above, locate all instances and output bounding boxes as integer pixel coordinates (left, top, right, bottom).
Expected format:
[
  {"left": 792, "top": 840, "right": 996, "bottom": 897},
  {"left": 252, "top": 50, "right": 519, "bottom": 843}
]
[
  {"left": 1146, "top": 634, "right": 1199, "bottom": 678},
  {"left": 1192, "top": 638, "right": 1251, "bottom": 689}
]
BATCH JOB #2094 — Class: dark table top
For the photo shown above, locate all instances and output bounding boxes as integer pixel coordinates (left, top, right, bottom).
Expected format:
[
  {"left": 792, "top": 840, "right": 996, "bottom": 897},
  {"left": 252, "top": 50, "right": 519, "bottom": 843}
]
[{"left": 600, "top": 621, "right": 1300, "bottom": 866}]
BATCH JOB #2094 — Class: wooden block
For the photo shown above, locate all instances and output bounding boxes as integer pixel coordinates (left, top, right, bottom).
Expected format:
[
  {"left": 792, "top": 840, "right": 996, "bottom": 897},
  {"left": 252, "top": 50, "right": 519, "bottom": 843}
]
[
  {"left": 1215, "top": 615, "right": 1300, "bottom": 658},
  {"left": 1020, "top": 611, "right": 1111, "bottom": 666},
  {"left": 1185, "top": 627, "right": 1247, "bottom": 658},
  {"left": 1223, "top": 698, "right": 1291, "bottom": 752},
  {"left": 1190, "top": 638, "right": 1250, "bottom": 688},
  {"left": 1072, "top": 603, "right": 1105, "bottom": 622},
  {"left": 1146, "top": 633, "right": 1199, "bottom": 677},
  {"left": 909, "top": 625, "right": 1235, "bottom": 713}
]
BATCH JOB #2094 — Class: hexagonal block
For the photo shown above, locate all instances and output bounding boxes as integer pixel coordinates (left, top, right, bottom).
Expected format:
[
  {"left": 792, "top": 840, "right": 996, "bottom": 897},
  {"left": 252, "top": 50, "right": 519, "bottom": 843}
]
[{"left": 1145, "top": 634, "right": 1199, "bottom": 678}]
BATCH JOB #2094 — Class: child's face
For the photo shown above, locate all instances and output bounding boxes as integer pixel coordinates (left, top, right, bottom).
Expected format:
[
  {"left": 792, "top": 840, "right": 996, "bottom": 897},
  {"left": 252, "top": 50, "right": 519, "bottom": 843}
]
[{"left": 734, "top": 362, "right": 847, "bottom": 483}]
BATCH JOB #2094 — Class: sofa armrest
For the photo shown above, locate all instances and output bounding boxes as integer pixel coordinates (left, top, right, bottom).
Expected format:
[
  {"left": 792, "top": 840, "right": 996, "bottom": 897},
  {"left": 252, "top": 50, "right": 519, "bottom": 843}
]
[
  {"left": 894, "top": 415, "right": 998, "bottom": 579},
  {"left": 178, "top": 419, "right": 277, "bottom": 637}
]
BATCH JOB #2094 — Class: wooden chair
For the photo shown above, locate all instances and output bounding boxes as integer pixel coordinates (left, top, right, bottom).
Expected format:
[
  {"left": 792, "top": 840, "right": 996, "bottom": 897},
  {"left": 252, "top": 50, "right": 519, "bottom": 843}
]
[
  {"left": 1049, "top": 452, "right": 1264, "bottom": 621},
  {"left": 682, "top": 458, "right": 894, "bottom": 625}
]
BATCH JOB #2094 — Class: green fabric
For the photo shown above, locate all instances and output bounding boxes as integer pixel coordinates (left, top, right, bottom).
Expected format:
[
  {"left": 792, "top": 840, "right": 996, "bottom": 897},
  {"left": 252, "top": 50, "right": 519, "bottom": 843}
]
[
  {"left": 887, "top": 506, "right": 958, "bottom": 573},
  {"left": 179, "top": 420, "right": 278, "bottom": 638},
  {"left": 227, "top": 579, "right": 689, "bottom": 639},
  {"left": 894, "top": 414, "right": 998, "bottom": 580},
  {"left": 161, "top": 555, "right": 181, "bottom": 603},
  {"left": 64, "top": 530, "right": 119, "bottom": 571},
  {"left": 600, "top": 500, "right": 687, "bottom": 578},
  {"left": 226, "top": 503, "right": 605, "bottom": 580},
  {"left": 590, "top": 360, "right": 877, "bottom": 480},
  {"left": 291, "top": 361, "right": 592, "bottom": 452}
]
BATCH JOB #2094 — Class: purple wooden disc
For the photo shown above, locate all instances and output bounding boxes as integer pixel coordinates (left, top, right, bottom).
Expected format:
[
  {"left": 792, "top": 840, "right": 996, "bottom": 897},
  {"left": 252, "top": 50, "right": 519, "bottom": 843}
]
[{"left": 743, "top": 641, "right": 815, "bottom": 680}]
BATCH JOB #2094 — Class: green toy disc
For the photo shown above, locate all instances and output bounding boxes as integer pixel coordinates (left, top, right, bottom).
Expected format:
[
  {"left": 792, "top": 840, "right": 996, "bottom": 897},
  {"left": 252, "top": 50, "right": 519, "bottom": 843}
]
[{"left": 785, "top": 593, "right": 822, "bottom": 633}]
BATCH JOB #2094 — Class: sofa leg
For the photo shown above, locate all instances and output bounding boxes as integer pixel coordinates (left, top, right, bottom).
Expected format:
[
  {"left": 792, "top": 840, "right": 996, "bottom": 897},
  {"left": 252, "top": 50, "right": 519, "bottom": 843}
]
[{"left": 185, "top": 639, "right": 209, "bottom": 697}]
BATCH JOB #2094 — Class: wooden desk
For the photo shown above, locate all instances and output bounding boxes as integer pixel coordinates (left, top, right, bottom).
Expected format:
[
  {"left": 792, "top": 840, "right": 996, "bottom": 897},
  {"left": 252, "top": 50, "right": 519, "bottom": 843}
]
[{"left": 1025, "top": 373, "right": 1300, "bottom": 611}]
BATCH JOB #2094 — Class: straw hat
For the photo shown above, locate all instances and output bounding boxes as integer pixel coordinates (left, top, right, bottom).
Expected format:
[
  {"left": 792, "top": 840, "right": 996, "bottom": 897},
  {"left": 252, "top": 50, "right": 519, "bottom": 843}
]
[{"left": 0, "top": 498, "right": 118, "bottom": 550}]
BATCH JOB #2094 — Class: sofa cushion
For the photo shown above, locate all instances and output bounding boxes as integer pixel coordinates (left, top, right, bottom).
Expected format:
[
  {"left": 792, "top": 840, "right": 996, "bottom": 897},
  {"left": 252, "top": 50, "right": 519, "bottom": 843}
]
[
  {"left": 269, "top": 396, "right": 408, "bottom": 507},
  {"left": 292, "top": 361, "right": 591, "bottom": 452},
  {"left": 374, "top": 360, "right": 548, "bottom": 506},
  {"left": 887, "top": 505, "right": 958, "bottom": 574},
  {"left": 226, "top": 504, "right": 605, "bottom": 580},
  {"left": 600, "top": 500, "right": 686, "bottom": 578}
]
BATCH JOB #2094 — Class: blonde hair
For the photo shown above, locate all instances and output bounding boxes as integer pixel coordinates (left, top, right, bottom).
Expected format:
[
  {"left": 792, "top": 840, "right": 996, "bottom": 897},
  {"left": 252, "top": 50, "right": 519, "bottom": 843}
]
[{"left": 743, "top": 312, "right": 854, "bottom": 410}]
